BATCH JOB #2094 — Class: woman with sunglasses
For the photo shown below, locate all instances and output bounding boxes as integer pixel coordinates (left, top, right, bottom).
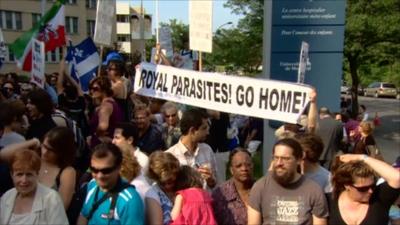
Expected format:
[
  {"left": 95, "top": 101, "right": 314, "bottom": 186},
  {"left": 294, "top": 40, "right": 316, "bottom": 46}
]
[
  {"left": 329, "top": 154, "right": 400, "bottom": 225},
  {"left": 88, "top": 76, "right": 124, "bottom": 148}
]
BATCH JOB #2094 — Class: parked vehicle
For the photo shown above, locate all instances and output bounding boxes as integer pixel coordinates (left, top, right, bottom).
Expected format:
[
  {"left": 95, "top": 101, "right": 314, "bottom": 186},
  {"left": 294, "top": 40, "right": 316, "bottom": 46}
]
[
  {"left": 364, "top": 82, "right": 397, "bottom": 98},
  {"left": 341, "top": 86, "right": 350, "bottom": 94}
]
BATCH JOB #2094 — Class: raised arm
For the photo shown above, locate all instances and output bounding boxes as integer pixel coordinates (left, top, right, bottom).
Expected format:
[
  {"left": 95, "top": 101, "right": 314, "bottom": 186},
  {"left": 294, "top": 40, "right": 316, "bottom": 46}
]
[
  {"left": 307, "top": 88, "right": 318, "bottom": 133},
  {"left": 57, "top": 59, "right": 66, "bottom": 95},
  {"left": 340, "top": 154, "right": 400, "bottom": 189},
  {"left": 0, "top": 139, "right": 40, "bottom": 163}
]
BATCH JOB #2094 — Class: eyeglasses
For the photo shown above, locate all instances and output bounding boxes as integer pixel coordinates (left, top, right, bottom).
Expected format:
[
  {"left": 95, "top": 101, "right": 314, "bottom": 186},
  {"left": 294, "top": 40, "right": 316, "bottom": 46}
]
[
  {"left": 272, "top": 155, "right": 294, "bottom": 162},
  {"left": 350, "top": 183, "right": 376, "bottom": 192},
  {"left": 3, "top": 87, "right": 13, "bottom": 91},
  {"left": 90, "top": 165, "right": 118, "bottom": 174},
  {"left": 89, "top": 86, "right": 100, "bottom": 92},
  {"left": 165, "top": 113, "right": 177, "bottom": 118}
]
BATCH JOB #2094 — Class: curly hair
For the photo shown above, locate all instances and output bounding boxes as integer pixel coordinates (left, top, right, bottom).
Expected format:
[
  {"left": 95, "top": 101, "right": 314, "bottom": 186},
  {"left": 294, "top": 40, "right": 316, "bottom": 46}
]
[
  {"left": 120, "top": 149, "right": 141, "bottom": 182},
  {"left": 331, "top": 159, "right": 376, "bottom": 198},
  {"left": 147, "top": 151, "right": 180, "bottom": 184},
  {"left": 295, "top": 133, "right": 324, "bottom": 163},
  {"left": 27, "top": 89, "right": 54, "bottom": 116},
  {"left": 89, "top": 76, "right": 113, "bottom": 97}
]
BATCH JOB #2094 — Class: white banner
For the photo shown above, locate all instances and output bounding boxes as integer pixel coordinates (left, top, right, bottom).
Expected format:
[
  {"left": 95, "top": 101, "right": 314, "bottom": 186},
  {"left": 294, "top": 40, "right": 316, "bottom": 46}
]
[
  {"left": 94, "top": 0, "right": 116, "bottom": 46},
  {"left": 134, "top": 63, "right": 313, "bottom": 123},
  {"left": 297, "top": 41, "right": 309, "bottom": 83},
  {"left": 189, "top": 0, "right": 213, "bottom": 53},
  {"left": 31, "top": 39, "right": 45, "bottom": 88}
]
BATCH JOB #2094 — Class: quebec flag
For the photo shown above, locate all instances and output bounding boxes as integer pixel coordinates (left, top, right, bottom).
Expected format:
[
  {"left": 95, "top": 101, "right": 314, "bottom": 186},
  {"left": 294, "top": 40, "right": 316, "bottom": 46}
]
[{"left": 65, "top": 37, "right": 99, "bottom": 92}]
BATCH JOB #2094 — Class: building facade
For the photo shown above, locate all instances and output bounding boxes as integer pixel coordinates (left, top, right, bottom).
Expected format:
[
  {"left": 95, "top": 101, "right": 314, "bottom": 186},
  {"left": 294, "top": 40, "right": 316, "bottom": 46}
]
[{"left": 0, "top": 0, "right": 97, "bottom": 75}]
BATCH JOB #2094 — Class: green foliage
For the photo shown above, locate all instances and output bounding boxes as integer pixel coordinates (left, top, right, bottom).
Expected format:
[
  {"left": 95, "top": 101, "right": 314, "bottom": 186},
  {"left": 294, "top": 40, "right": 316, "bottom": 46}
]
[
  {"left": 203, "top": 0, "right": 264, "bottom": 75},
  {"left": 343, "top": 0, "right": 400, "bottom": 114}
]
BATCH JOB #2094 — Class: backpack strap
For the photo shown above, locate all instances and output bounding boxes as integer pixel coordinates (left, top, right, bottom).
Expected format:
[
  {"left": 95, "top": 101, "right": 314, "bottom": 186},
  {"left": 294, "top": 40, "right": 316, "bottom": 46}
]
[{"left": 86, "top": 179, "right": 134, "bottom": 221}]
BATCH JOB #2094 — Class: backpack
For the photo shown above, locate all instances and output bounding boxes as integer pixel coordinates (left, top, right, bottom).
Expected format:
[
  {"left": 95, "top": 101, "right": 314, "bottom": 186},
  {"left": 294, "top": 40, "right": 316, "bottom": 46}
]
[{"left": 52, "top": 110, "right": 89, "bottom": 172}]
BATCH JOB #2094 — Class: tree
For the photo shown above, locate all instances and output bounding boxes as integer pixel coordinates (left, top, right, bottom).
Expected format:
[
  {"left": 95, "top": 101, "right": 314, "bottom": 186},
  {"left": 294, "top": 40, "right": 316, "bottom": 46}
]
[
  {"left": 344, "top": 0, "right": 400, "bottom": 116},
  {"left": 203, "top": 0, "right": 264, "bottom": 75}
]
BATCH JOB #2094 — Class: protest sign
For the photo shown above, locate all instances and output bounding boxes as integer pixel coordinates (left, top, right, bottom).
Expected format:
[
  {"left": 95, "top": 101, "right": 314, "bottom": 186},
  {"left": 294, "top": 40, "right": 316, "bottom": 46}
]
[
  {"left": 31, "top": 39, "right": 45, "bottom": 88},
  {"left": 297, "top": 41, "right": 309, "bottom": 83},
  {"left": 189, "top": 0, "right": 213, "bottom": 53},
  {"left": 159, "top": 26, "right": 173, "bottom": 58},
  {"left": 134, "top": 62, "right": 313, "bottom": 123},
  {"left": 94, "top": 0, "right": 116, "bottom": 46}
]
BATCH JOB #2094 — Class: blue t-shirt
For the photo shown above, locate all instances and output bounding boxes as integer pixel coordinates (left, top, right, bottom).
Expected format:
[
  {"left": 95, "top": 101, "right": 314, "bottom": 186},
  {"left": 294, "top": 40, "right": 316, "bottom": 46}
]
[{"left": 81, "top": 179, "right": 144, "bottom": 225}]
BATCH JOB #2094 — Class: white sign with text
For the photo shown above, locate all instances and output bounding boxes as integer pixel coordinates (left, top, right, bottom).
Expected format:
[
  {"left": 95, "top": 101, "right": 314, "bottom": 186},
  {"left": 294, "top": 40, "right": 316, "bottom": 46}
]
[{"left": 134, "top": 62, "right": 313, "bottom": 123}]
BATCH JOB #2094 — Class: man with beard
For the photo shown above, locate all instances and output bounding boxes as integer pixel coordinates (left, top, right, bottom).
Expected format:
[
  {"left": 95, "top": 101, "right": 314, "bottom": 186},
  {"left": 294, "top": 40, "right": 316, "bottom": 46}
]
[
  {"left": 166, "top": 108, "right": 217, "bottom": 188},
  {"left": 247, "top": 138, "right": 328, "bottom": 225}
]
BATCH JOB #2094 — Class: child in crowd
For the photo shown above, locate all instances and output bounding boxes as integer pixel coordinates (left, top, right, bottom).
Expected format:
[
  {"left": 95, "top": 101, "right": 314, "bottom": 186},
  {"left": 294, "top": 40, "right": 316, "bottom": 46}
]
[{"left": 170, "top": 166, "right": 217, "bottom": 225}]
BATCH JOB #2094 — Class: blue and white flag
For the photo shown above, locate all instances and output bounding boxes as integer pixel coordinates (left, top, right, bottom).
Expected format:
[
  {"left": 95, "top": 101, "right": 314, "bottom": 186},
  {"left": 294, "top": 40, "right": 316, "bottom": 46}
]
[
  {"left": 0, "top": 28, "right": 6, "bottom": 69},
  {"left": 66, "top": 37, "right": 99, "bottom": 92}
]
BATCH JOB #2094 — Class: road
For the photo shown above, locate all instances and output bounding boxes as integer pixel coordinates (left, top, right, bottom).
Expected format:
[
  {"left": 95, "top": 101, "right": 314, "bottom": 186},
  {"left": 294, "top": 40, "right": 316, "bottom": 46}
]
[{"left": 354, "top": 95, "right": 400, "bottom": 164}]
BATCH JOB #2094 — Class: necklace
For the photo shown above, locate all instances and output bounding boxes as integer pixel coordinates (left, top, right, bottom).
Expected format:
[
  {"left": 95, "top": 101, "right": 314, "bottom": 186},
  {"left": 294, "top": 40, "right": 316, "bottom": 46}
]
[{"left": 43, "top": 169, "right": 48, "bottom": 174}]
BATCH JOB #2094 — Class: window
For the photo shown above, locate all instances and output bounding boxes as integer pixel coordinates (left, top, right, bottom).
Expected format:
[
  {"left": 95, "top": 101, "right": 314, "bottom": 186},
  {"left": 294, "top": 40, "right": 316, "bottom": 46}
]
[
  {"left": 66, "top": 0, "right": 77, "bottom": 4},
  {"left": 117, "top": 34, "right": 130, "bottom": 42},
  {"left": 116, "top": 15, "right": 129, "bottom": 23},
  {"left": 32, "top": 13, "right": 41, "bottom": 27},
  {"left": 5, "top": 11, "right": 12, "bottom": 29},
  {"left": 0, "top": 11, "right": 22, "bottom": 30},
  {"left": 45, "top": 47, "right": 62, "bottom": 63},
  {"left": 86, "top": 0, "right": 96, "bottom": 9},
  {"left": 5, "top": 46, "right": 15, "bottom": 62},
  {"left": 66, "top": 17, "right": 78, "bottom": 34},
  {"left": 86, "top": 20, "right": 95, "bottom": 36}
]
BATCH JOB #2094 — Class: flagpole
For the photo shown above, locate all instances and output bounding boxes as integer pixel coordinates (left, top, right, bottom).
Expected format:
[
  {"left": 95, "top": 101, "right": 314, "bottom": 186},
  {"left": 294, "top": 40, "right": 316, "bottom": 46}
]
[
  {"left": 199, "top": 51, "right": 202, "bottom": 71},
  {"left": 156, "top": 0, "right": 159, "bottom": 43},
  {"left": 41, "top": 0, "right": 46, "bottom": 16},
  {"left": 97, "top": 45, "right": 103, "bottom": 76}
]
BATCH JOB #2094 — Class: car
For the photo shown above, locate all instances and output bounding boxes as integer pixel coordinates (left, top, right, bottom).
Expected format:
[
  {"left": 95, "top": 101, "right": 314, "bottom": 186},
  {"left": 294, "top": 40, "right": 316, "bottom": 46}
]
[
  {"left": 364, "top": 82, "right": 398, "bottom": 98},
  {"left": 341, "top": 86, "right": 350, "bottom": 94}
]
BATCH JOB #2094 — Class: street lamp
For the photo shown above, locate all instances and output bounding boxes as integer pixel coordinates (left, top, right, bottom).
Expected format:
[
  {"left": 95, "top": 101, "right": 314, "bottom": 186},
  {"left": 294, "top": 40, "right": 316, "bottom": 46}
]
[{"left": 215, "top": 21, "right": 233, "bottom": 34}]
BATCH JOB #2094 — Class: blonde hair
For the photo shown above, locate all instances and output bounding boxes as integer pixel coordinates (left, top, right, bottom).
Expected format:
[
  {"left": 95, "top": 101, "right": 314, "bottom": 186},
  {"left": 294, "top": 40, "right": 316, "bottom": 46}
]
[
  {"left": 147, "top": 151, "right": 180, "bottom": 183},
  {"left": 120, "top": 150, "right": 141, "bottom": 182},
  {"left": 359, "top": 121, "right": 374, "bottom": 135}
]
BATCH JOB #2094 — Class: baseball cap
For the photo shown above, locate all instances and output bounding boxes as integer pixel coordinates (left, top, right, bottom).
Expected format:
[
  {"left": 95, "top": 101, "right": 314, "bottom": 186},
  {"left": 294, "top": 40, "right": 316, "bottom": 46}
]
[{"left": 102, "top": 52, "right": 124, "bottom": 65}]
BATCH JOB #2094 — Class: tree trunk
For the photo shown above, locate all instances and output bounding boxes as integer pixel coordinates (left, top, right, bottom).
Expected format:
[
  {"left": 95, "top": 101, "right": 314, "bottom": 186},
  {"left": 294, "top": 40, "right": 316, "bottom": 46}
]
[{"left": 348, "top": 55, "right": 359, "bottom": 118}]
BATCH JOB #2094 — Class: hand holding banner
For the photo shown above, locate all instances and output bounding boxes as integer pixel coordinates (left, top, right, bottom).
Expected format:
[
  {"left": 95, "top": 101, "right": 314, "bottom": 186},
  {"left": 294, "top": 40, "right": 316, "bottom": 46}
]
[
  {"left": 134, "top": 63, "right": 313, "bottom": 123},
  {"left": 297, "top": 41, "right": 309, "bottom": 83}
]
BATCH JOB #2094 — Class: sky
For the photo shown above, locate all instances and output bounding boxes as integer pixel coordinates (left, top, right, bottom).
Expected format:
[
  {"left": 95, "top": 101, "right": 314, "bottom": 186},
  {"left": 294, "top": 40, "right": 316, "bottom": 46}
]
[{"left": 119, "top": 0, "right": 242, "bottom": 32}]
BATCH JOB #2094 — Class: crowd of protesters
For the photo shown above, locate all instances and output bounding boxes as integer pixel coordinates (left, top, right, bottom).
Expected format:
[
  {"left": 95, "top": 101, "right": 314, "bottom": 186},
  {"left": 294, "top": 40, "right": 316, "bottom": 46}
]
[{"left": 0, "top": 49, "right": 398, "bottom": 225}]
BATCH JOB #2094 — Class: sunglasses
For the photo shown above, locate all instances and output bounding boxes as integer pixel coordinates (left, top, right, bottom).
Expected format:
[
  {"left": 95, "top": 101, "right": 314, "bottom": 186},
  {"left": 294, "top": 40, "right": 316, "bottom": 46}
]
[
  {"left": 107, "top": 67, "right": 118, "bottom": 71},
  {"left": 350, "top": 183, "right": 376, "bottom": 192},
  {"left": 90, "top": 165, "right": 118, "bottom": 174},
  {"left": 165, "top": 113, "right": 177, "bottom": 118}
]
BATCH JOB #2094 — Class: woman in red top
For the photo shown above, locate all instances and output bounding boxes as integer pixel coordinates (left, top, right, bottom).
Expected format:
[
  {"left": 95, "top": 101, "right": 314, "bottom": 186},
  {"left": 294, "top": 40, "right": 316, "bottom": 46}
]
[{"left": 170, "top": 165, "right": 217, "bottom": 225}]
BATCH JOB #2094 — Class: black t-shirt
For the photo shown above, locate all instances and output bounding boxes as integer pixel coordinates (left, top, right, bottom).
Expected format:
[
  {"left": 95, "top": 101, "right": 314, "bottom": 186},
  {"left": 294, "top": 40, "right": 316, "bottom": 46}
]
[
  {"left": 58, "top": 94, "right": 88, "bottom": 136},
  {"left": 26, "top": 116, "right": 57, "bottom": 141},
  {"left": 328, "top": 182, "right": 400, "bottom": 225}
]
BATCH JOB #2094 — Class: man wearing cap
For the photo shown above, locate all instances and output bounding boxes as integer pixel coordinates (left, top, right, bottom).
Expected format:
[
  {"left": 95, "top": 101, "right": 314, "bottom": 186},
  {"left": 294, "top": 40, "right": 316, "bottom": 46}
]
[{"left": 315, "top": 107, "right": 343, "bottom": 169}]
